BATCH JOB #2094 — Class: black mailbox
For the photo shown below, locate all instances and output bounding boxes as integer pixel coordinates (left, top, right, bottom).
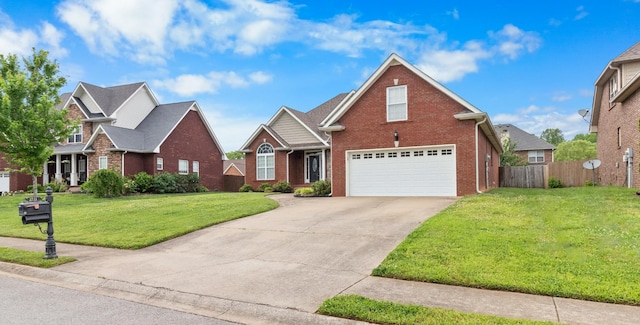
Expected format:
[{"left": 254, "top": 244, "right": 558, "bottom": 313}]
[{"left": 18, "top": 201, "right": 51, "bottom": 224}]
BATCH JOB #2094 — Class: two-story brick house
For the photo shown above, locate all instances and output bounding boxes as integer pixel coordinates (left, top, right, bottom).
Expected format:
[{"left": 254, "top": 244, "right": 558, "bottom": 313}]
[
  {"left": 0, "top": 82, "right": 225, "bottom": 192},
  {"left": 590, "top": 41, "right": 640, "bottom": 187}
]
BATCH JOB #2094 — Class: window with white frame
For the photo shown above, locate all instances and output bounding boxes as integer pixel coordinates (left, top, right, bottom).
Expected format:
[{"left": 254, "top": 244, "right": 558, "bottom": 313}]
[
  {"left": 257, "top": 143, "right": 275, "bottom": 180},
  {"left": 99, "top": 156, "right": 108, "bottom": 170},
  {"left": 192, "top": 161, "right": 199, "bottom": 176},
  {"left": 156, "top": 157, "right": 163, "bottom": 170},
  {"left": 68, "top": 125, "right": 82, "bottom": 143},
  {"left": 179, "top": 159, "right": 189, "bottom": 174},
  {"left": 609, "top": 74, "right": 618, "bottom": 99},
  {"left": 528, "top": 150, "right": 544, "bottom": 163},
  {"left": 387, "top": 85, "right": 407, "bottom": 121}
]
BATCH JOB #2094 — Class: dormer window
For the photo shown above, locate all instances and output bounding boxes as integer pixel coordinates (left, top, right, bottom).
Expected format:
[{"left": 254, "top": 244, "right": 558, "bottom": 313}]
[
  {"left": 387, "top": 85, "right": 407, "bottom": 122},
  {"left": 68, "top": 125, "right": 82, "bottom": 143},
  {"left": 609, "top": 74, "right": 618, "bottom": 100}
]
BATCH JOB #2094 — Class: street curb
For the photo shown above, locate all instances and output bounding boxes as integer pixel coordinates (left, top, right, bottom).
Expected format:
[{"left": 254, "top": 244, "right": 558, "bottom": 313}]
[{"left": 0, "top": 262, "right": 366, "bottom": 325}]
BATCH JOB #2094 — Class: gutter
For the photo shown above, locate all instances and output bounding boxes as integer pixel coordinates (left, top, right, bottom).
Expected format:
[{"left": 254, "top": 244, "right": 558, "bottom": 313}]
[
  {"left": 121, "top": 151, "right": 128, "bottom": 177},
  {"left": 474, "top": 116, "right": 487, "bottom": 194}
]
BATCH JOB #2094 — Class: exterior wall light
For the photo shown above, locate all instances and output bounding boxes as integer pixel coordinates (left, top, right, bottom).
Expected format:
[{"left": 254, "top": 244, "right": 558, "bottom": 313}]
[{"left": 394, "top": 130, "right": 399, "bottom": 148}]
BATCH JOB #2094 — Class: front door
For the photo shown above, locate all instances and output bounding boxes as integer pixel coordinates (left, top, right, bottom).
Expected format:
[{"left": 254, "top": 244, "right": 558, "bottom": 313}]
[{"left": 307, "top": 154, "right": 321, "bottom": 183}]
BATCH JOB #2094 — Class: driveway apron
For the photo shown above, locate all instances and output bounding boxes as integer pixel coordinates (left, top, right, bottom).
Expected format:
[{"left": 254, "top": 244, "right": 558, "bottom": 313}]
[{"left": 52, "top": 194, "right": 456, "bottom": 312}]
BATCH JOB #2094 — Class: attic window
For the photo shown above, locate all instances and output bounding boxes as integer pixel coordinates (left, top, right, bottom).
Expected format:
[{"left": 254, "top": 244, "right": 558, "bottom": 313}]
[
  {"left": 609, "top": 74, "right": 618, "bottom": 100},
  {"left": 387, "top": 85, "right": 407, "bottom": 122}
]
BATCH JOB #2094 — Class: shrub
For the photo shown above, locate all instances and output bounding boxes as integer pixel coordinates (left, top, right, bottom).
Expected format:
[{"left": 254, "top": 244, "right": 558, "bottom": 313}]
[
  {"left": 239, "top": 184, "right": 254, "bottom": 192},
  {"left": 195, "top": 185, "right": 209, "bottom": 192},
  {"left": 585, "top": 180, "right": 596, "bottom": 187},
  {"left": 272, "top": 181, "right": 293, "bottom": 193},
  {"left": 27, "top": 184, "right": 46, "bottom": 194},
  {"left": 84, "top": 169, "right": 125, "bottom": 198},
  {"left": 294, "top": 187, "right": 314, "bottom": 196},
  {"left": 257, "top": 183, "right": 273, "bottom": 192},
  {"left": 311, "top": 180, "right": 331, "bottom": 196},
  {"left": 548, "top": 177, "right": 563, "bottom": 188},
  {"left": 153, "top": 172, "right": 178, "bottom": 194},
  {"left": 132, "top": 172, "right": 153, "bottom": 193}
]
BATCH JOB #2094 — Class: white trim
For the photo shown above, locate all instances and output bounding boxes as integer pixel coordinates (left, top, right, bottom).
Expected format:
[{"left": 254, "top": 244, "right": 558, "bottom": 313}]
[{"left": 239, "top": 124, "right": 288, "bottom": 151}]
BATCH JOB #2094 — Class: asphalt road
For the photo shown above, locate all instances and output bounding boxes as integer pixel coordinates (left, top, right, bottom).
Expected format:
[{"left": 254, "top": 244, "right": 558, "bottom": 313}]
[{"left": 0, "top": 274, "right": 239, "bottom": 325}]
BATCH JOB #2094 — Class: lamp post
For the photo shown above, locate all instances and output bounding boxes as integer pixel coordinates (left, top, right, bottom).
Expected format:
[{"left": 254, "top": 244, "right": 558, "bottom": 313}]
[{"left": 44, "top": 187, "right": 57, "bottom": 259}]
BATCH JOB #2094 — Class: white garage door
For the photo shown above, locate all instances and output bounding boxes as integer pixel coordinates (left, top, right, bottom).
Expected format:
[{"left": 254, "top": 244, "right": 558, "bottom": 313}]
[
  {"left": 0, "top": 172, "right": 9, "bottom": 193},
  {"left": 347, "top": 146, "right": 456, "bottom": 197}
]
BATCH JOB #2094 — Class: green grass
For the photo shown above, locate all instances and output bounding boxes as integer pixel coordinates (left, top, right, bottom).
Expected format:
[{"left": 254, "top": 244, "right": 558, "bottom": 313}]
[
  {"left": 0, "top": 247, "right": 75, "bottom": 267},
  {"left": 373, "top": 187, "right": 640, "bottom": 305},
  {"left": 0, "top": 192, "right": 278, "bottom": 249},
  {"left": 318, "top": 295, "right": 552, "bottom": 325}
]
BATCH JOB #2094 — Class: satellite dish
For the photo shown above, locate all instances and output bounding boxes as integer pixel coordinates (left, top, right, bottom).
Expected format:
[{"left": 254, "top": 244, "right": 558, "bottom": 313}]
[
  {"left": 578, "top": 109, "right": 590, "bottom": 118},
  {"left": 583, "top": 159, "right": 601, "bottom": 170}
]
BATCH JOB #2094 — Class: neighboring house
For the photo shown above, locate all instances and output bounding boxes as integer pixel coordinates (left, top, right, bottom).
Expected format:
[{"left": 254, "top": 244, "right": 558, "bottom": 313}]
[
  {"left": 240, "top": 53, "right": 503, "bottom": 196},
  {"left": 494, "top": 124, "right": 555, "bottom": 165},
  {"left": 223, "top": 159, "right": 245, "bottom": 176},
  {"left": 0, "top": 82, "right": 225, "bottom": 192},
  {"left": 590, "top": 41, "right": 640, "bottom": 187}
]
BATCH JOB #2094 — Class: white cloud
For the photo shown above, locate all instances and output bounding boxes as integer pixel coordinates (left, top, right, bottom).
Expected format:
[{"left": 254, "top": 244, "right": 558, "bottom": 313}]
[
  {"left": 574, "top": 6, "right": 589, "bottom": 20},
  {"left": 57, "top": 0, "right": 178, "bottom": 64},
  {"left": 152, "top": 70, "right": 272, "bottom": 97},
  {"left": 447, "top": 9, "right": 460, "bottom": 20},
  {"left": 490, "top": 24, "right": 541, "bottom": 60},
  {"left": 552, "top": 92, "right": 573, "bottom": 102},
  {"left": 0, "top": 11, "right": 66, "bottom": 58},
  {"left": 203, "top": 109, "right": 266, "bottom": 152},
  {"left": 416, "top": 40, "right": 490, "bottom": 82},
  {"left": 493, "top": 107, "right": 590, "bottom": 140}
]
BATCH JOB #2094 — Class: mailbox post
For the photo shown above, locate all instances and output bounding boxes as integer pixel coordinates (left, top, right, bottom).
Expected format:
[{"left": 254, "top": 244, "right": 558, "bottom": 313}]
[
  {"left": 44, "top": 187, "right": 57, "bottom": 259},
  {"left": 18, "top": 187, "right": 57, "bottom": 259}
]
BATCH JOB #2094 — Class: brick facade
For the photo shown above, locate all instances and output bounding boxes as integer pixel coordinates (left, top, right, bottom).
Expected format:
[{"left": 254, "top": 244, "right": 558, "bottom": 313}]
[
  {"left": 595, "top": 82, "right": 640, "bottom": 186},
  {"left": 330, "top": 65, "right": 499, "bottom": 197}
]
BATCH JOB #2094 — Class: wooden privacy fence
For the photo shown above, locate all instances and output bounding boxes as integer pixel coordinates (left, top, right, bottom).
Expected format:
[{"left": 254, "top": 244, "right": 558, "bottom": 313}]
[
  {"left": 499, "top": 165, "right": 546, "bottom": 188},
  {"left": 499, "top": 159, "right": 594, "bottom": 188},
  {"left": 547, "top": 159, "right": 594, "bottom": 187},
  {"left": 223, "top": 175, "right": 245, "bottom": 192}
]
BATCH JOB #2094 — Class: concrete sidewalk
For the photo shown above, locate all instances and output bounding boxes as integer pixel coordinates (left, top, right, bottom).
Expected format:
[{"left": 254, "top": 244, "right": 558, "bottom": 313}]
[{"left": 2, "top": 194, "right": 640, "bottom": 324}]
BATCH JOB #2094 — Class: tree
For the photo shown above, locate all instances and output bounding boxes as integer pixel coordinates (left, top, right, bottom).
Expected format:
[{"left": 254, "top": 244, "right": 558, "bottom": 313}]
[
  {"left": 0, "top": 48, "right": 75, "bottom": 200},
  {"left": 226, "top": 151, "right": 245, "bottom": 159},
  {"left": 554, "top": 140, "right": 597, "bottom": 161},
  {"left": 500, "top": 137, "right": 527, "bottom": 166},
  {"left": 572, "top": 133, "right": 597, "bottom": 143},
  {"left": 540, "top": 128, "right": 565, "bottom": 146}
]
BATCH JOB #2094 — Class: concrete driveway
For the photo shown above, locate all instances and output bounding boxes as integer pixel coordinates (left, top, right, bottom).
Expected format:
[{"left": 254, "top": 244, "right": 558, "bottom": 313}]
[{"left": 52, "top": 194, "right": 456, "bottom": 312}]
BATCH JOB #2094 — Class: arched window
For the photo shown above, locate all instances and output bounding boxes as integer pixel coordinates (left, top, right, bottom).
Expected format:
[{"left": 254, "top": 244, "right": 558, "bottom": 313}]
[{"left": 257, "top": 143, "right": 275, "bottom": 180}]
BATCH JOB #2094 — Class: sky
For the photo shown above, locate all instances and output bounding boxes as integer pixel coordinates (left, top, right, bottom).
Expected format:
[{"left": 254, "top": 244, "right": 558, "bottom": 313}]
[{"left": 0, "top": 0, "right": 638, "bottom": 153}]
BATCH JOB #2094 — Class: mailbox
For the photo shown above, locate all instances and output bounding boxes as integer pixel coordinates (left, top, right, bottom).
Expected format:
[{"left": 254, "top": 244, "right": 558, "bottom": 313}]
[{"left": 18, "top": 201, "right": 51, "bottom": 224}]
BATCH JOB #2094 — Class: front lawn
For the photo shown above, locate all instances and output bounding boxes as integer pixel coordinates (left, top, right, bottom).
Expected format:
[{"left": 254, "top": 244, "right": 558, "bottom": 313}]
[
  {"left": 0, "top": 192, "right": 278, "bottom": 249},
  {"left": 373, "top": 187, "right": 640, "bottom": 305},
  {"left": 318, "top": 295, "right": 552, "bottom": 325}
]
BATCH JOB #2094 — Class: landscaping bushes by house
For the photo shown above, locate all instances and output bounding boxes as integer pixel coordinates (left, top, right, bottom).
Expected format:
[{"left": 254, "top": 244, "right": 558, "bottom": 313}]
[{"left": 81, "top": 171, "right": 209, "bottom": 198}]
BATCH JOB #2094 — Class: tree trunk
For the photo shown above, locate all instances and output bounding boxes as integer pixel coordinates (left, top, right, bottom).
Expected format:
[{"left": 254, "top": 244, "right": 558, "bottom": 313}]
[{"left": 32, "top": 175, "right": 38, "bottom": 201}]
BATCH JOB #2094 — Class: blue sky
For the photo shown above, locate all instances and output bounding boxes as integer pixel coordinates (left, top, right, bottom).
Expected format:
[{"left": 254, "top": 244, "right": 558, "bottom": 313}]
[{"left": 0, "top": 1, "right": 638, "bottom": 152}]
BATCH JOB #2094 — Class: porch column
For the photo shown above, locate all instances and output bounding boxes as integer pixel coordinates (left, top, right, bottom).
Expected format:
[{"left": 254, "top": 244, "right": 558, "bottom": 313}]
[
  {"left": 42, "top": 162, "right": 49, "bottom": 185},
  {"left": 70, "top": 153, "right": 78, "bottom": 186},
  {"left": 55, "top": 155, "right": 62, "bottom": 182},
  {"left": 321, "top": 149, "right": 326, "bottom": 180}
]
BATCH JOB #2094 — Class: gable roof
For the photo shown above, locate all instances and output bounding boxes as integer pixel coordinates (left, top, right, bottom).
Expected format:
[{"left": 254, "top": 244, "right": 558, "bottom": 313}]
[
  {"left": 80, "top": 82, "right": 150, "bottom": 116},
  {"left": 239, "top": 93, "right": 349, "bottom": 151},
  {"left": 223, "top": 159, "right": 245, "bottom": 176},
  {"left": 320, "top": 53, "right": 482, "bottom": 128},
  {"left": 590, "top": 41, "right": 640, "bottom": 132},
  {"left": 81, "top": 101, "right": 225, "bottom": 157},
  {"left": 494, "top": 124, "right": 555, "bottom": 151}
]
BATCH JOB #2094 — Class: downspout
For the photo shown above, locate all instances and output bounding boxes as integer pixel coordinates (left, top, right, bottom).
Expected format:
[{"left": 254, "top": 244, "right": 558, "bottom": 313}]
[
  {"left": 121, "top": 151, "right": 128, "bottom": 177},
  {"left": 475, "top": 116, "right": 487, "bottom": 194},
  {"left": 609, "top": 64, "right": 621, "bottom": 91},
  {"left": 286, "top": 149, "right": 294, "bottom": 183}
]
